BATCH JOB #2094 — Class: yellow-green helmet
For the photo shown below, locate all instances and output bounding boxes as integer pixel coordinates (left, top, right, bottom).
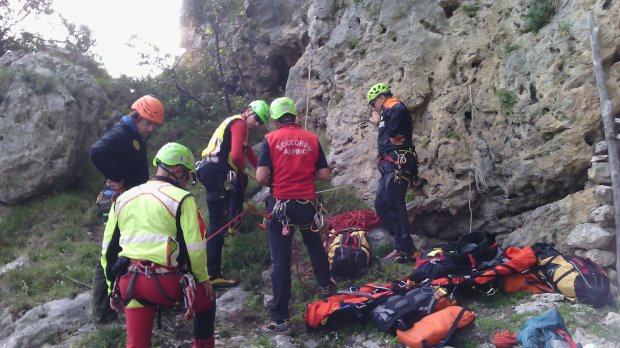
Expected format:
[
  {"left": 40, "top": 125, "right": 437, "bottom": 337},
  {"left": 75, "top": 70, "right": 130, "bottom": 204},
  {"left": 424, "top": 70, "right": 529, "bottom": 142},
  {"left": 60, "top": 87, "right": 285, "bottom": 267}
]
[
  {"left": 249, "top": 100, "right": 270, "bottom": 124},
  {"left": 153, "top": 142, "right": 196, "bottom": 173},
  {"left": 367, "top": 82, "right": 391, "bottom": 104},
  {"left": 270, "top": 97, "right": 298, "bottom": 120}
]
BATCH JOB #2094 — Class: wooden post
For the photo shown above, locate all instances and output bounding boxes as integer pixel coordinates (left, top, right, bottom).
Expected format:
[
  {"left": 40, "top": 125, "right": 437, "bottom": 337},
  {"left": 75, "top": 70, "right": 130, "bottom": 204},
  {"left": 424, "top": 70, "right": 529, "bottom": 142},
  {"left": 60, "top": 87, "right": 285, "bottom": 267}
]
[{"left": 588, "top": 12, "right": 620, "bottom": 288}]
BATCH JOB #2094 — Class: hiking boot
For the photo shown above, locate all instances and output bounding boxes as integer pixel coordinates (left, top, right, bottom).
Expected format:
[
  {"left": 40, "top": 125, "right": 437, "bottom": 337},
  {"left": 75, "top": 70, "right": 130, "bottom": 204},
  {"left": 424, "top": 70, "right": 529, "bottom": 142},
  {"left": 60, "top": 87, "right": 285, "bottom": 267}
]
[
  {"left": 209, "top": 275, "right": 238, "bottom": 289},
  {"left": 319, "top": 278, "right": 337, "bottom": 299},
  {"left": 262, "top": 320, "right": 293, "bottom": 336},
  {"left": 384, "top": 249, "right": 418, "bottom": 263}
]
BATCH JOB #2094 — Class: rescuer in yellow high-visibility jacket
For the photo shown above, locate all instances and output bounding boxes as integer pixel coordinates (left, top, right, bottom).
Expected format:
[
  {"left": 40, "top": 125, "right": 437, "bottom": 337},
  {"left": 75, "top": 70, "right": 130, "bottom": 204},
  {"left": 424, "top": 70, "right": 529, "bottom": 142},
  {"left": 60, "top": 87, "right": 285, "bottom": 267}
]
[
  {"left": 197, "top": 100, "right": 270, "bottom": 289},
  {"left": 101, "top": 142, "right": 215, "bottom": 348}
]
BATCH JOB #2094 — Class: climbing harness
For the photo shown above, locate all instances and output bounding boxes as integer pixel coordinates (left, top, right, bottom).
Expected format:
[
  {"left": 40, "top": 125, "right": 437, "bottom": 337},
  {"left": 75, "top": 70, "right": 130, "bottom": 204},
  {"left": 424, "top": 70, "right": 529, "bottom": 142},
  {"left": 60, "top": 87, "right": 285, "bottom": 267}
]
[
  {"left": 267, "top": 199, "right": 325, "bottom": 235},
  {"left": 381, "top": 148, "right": 419, "bottom": 184},
  {"left": 225, "top": 170, "right": 236, "bottom": 191},
  {"left": 180, "top": 273, "right": 197, "bottom": 321}
]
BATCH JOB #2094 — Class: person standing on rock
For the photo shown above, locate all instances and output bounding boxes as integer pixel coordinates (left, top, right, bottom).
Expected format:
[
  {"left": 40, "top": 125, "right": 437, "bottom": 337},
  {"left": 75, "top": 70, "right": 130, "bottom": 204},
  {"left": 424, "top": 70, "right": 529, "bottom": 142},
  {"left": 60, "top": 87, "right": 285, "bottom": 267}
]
[
  {"left": 367, "top": 83, "right": 420, "bottom": 263},
  {"left": 89, "top": 95, "right": 164, "bottom": 323},
  {"left": 101, "top": 142, "right": 215, "bottom": 348},
  {"left": 256, "top": 97, "right": 335, "bottom": 336},
  {"left": 196, "top": 100, "right": 270, "bottom": 289}
]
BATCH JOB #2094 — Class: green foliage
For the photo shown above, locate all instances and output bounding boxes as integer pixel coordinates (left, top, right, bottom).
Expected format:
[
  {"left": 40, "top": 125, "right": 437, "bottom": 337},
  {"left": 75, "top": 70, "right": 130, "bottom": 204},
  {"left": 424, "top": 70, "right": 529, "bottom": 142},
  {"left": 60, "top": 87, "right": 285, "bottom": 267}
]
[
  {"left": 0, "top": 67, "right": 14, "bottom": 102},
  {"left": 421, "top": 137, "right": 431, "bottom": 149},
  {"left": 503, "top": 42, "right": 521, "bottom": 55},
  {"left": 350, "top": 39, "right": 360, "bottom": 50},
  {"left": 316, "top": 180, "right": 368, "bottom": 216},
  {"left": 19, "top": 68, "right": 57, "bottom": 94},
  {"left": 81, "top": 325, "right": 126, "bottom": 348},
  {"left": 558, "top": 22, "right": 571, "bottom": 37},
  {"left": 0, "top": 1, "right": 98, "bottom": 57},
  {"left": 0, "top": 166, "right": 102, "bottom": 311},
  {"left": 496, "top": 88, "right": 518, "bottom": 115},
  {"left": 462, "top": 4, "right": 480, "bottom": 18},
  {"left": 446, "top": 130, "right": 461, "bottom": 141},
  {"left": 525, "top": 1, "right": 555, "bottom": 33},
  {"left": 221, "top": 226, "right": 271, "bottom": 290},
  {"left": 406, "top": 191, "right": 416, "bottom": 203}
]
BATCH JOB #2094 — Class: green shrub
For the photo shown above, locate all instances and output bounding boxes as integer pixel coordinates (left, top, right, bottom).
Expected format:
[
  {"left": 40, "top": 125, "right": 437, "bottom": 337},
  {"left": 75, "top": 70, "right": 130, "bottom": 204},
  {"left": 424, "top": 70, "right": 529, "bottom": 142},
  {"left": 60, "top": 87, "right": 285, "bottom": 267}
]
[
  {"left": 504, "top": 42, "right": 521, "bottom": 55},
  {"left": 19, "top": 68, "right": 57, "bottom": 94},
  {"left": 558, "top": 21, "right": 571, "bottom": 37},
  {"left": 421, "top": 137, "right": 431, "bottom": 149},
  {"left": 462, "top": 4, "right": 480, "bottom": 18},
  {"left": 496, "top": 88, "right": 518, "bottom": 115},
  {"left": 316, "top": 180, "right": 367, "bottom": 216},
  {"left": 81, "top": 325, "right": 126, "bottom": 348},
  {"left": 526, "top": 1, "right": 555, "bottom": 33},
  {"left": 447, "top": 130, "right": 461, "bottom": 141}
]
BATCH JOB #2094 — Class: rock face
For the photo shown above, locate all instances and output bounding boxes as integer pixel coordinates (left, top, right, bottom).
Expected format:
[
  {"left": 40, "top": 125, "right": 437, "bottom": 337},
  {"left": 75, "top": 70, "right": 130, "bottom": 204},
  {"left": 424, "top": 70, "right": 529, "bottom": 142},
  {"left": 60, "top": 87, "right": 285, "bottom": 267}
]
[
  {"left": 0, "top": 292, "right": 91, "bottom": 348},
  {"left": 0, "top": 50, "right": 108, "bottom": 204},
  {"left": 182, "top": 1, "right": 620, "bottom": 248}
]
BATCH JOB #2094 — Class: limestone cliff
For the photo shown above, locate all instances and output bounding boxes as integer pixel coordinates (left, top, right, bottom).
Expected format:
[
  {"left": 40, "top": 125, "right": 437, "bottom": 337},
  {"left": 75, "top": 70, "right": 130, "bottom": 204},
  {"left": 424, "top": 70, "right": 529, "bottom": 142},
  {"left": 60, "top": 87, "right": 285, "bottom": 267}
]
[
  {"left": 181, "top": 0, "right": 620, "bottom": 253},
  {"left": 0, "top": 50, "right": 108, "bottom": 203}
]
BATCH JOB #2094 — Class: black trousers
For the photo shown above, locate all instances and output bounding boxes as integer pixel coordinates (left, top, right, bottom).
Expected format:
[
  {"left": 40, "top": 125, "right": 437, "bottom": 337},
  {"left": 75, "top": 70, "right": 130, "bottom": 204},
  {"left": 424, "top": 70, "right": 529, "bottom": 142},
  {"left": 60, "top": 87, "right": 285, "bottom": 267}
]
[{"left": 198, "top": 162, "right": 247, "bottom": 277}]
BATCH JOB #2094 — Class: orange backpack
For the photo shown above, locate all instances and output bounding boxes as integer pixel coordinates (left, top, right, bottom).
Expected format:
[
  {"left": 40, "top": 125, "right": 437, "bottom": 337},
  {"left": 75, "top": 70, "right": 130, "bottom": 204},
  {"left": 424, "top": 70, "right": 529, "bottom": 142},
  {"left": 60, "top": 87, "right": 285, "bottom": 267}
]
[
  {"left": 502, "top": 272, "right": 554, "bottom": 294},
  {"left": 396, "top": 305, "right": 476, "bottom": 348},
  {"left": 304, "top": 283, "right": 403, "bottom": 329},
  {"left": 429, "top": 246, "right": 538, "bottom": 294}
]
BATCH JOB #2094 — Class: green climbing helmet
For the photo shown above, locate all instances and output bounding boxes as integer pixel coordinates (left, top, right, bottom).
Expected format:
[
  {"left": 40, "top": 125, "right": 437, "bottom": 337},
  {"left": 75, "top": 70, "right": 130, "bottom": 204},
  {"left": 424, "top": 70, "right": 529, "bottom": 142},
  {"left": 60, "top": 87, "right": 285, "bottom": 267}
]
[
  {"left": 249, "top": 100, "right": 270, "bottom": 124},
  {"left": 367, "top": 82, "right": 391, "bottom": 104},
  {"left": 153, "top": 142, "right": 196, "bottom": 173},
  {"left": 270, "top": 97, "right": 298, "bottom": 120}
]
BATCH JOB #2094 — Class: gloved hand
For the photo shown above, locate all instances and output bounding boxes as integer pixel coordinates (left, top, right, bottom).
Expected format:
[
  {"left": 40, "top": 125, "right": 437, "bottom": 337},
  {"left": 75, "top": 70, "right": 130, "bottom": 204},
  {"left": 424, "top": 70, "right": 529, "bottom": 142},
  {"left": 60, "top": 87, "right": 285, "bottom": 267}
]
[{"left": 110, "top": 296, "right": 123, "bottom": 313}]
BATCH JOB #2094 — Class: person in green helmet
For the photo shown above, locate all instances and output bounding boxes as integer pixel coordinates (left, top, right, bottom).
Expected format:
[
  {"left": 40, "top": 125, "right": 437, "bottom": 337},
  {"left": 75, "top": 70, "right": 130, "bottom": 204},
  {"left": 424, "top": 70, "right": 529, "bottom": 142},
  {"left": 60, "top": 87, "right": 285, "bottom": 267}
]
[
  {"left": 197, "top": 100, "right": 270, "bottom": 289},
  {"left": 367, "top": 83, "right": 419, "bottom": 263},
  {"left": 100, "top": 142, "right": 216, "bottom": 348},
  {"left": 256, "top": 97, "right": 334, "bottom": 336}
]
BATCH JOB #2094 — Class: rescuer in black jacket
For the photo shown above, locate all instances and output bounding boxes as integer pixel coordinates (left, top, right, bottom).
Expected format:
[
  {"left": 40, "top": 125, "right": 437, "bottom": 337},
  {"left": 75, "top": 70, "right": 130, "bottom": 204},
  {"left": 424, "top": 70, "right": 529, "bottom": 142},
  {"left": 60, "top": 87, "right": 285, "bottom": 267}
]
[{"left": 88, "top": 95, "right": 165, "bottom": 323}]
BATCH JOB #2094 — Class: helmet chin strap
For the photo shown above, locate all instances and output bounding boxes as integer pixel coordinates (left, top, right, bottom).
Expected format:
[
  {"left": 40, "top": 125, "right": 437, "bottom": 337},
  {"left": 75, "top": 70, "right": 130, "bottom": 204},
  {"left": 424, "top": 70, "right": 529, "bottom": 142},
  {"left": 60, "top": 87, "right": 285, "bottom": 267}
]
[{"left": 158, "top": 163, "right": 189, "bottom": 186}]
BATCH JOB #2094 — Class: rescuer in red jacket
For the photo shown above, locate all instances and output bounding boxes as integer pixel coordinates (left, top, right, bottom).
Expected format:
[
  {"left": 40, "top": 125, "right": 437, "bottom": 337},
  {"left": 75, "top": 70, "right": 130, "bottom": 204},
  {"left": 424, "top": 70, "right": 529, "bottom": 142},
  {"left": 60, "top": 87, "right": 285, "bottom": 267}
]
[{"left": 256, "top": 97, "right": 335, "bottom": 336}]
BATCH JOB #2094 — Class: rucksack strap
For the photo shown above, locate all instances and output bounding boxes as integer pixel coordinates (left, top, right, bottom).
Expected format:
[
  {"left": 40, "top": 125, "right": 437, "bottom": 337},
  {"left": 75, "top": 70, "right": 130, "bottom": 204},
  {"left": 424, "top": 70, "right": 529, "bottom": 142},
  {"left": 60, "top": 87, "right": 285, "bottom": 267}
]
[{"left": 437, "top": 307, "right": 467, "bottom": 348}]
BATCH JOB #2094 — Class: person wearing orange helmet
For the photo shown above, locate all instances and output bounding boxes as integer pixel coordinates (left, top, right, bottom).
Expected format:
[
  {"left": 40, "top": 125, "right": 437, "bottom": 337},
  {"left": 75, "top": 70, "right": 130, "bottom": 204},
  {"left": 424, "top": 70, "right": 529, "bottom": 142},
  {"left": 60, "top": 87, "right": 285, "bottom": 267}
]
[{"left": 88, "top": 94, "right": 165, "bottom": 323}]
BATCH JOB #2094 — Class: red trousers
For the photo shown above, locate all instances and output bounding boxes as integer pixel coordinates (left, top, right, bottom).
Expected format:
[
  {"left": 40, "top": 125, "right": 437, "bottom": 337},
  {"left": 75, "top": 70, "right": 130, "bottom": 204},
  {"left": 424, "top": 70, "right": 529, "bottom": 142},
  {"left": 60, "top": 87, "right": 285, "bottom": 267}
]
[{"left": 118, "top": 272, "right": 215, "bottom": 348}]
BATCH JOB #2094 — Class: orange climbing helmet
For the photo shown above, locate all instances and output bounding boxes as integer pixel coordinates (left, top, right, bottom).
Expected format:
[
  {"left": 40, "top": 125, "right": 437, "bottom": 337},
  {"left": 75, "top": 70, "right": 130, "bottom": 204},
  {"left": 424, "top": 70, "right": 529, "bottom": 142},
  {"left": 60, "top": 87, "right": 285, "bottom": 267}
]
[{"left": 131, "top": 95, "right": 165, "bottom": 125}]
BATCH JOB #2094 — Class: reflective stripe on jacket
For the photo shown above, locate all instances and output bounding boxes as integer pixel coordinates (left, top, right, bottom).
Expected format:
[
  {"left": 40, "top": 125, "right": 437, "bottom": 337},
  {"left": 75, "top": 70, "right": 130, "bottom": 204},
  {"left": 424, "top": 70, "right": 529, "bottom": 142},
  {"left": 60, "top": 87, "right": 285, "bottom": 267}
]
[
  {"left": 101, "top": 179, "right": 208, "bottom": 292},
  {"left": 201, "top": 115, "right": 248, "bottom": 172}
]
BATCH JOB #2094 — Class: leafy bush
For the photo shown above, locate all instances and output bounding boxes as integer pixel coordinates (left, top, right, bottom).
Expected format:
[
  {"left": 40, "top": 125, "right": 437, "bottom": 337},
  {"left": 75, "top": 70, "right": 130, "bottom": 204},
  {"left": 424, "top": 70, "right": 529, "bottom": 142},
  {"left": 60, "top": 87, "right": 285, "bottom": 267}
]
[
  {"left": 526, "top": 1, "right": 555, "bottom": 33},
  {"left": 19, "top": 68, "right": 57, "bottom": 94},
  {"left": 496, "top": 88, "right": 518, "bottom": 115},
  {"left": 462, "top": 4, "right": 480, "bottom": 18},
  {"left": 504, "top": 42, "right": 521, "bottom": 55},
  {"left": 447, "top": 130, "right": 461, "bottom": 141}
]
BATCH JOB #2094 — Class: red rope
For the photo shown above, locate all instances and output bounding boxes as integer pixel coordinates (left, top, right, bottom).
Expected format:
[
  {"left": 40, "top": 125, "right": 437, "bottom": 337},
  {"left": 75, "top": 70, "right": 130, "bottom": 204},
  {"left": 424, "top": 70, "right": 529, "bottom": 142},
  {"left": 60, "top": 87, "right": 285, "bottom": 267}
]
[
  {"left": 292, "top": 236, "right": 318, "bottom": 292},
  {"left": 326, "top": 209, "right": 381, "bottom": 232},
  {"left": 205, "top": 197, "right": 267, "bottom": 243}
]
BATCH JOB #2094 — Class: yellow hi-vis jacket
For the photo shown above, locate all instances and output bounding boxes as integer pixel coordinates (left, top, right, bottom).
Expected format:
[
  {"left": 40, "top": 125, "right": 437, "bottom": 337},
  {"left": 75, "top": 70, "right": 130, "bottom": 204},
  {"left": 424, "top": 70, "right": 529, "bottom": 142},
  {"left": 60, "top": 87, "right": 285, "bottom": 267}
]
[
  {"left": 201, "top": 115, "right": 248, "bottom": 172},
  {"left": 100, "top": 179, "right": 208, "bottom": 293}
]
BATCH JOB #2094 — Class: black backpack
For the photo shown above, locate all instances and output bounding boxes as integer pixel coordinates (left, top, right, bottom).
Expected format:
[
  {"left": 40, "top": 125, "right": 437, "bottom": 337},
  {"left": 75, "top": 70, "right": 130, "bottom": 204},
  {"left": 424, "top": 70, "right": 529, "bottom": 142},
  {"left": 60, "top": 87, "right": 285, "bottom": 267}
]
[
  {"left": 325, "top": 228, "right": 370, "bottom": 279},
  {"left": 534, "top": 243, "right": 613, "bottom": 308},
  {"left": 410, "top": 232, "right": 503, "bottom": 284},
  {"left": 370, "top": 285, "right": 454, "bottom": 333}
]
